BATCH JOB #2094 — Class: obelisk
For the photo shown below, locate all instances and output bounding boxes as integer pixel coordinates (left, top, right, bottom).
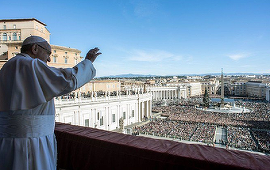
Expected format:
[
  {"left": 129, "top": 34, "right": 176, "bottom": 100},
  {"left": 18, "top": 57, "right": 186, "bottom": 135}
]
[{"left": 220, "top": 68, "right": 225, "bottom": 108}]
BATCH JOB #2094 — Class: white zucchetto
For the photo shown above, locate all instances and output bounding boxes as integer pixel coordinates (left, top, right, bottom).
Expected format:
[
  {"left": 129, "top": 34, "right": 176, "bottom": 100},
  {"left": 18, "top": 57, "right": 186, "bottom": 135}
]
[{"left": 22, "top": 36, "right": 47, "bottom": 46}]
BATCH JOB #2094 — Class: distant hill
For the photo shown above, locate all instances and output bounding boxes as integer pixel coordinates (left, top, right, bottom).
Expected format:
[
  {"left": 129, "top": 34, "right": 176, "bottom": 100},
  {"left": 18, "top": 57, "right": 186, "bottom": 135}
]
[
  {"left": 100, "top": 74, "right": 157, "bottom": 78},
  {"left": 98, "top": 73, "right": 270, "bottom": 78},
  {"left": 175, "top": 73, "right": 269, "bottom": 76}
]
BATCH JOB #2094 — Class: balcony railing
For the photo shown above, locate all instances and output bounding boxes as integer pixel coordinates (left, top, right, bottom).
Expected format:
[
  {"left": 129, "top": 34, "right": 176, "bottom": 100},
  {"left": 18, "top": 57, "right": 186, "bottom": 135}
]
[
  {"left": 55, "top": 122, "right": 270, "bottom": 170},
  {"left": 54, "top": 93, "right": 152, "bottom": 105}
]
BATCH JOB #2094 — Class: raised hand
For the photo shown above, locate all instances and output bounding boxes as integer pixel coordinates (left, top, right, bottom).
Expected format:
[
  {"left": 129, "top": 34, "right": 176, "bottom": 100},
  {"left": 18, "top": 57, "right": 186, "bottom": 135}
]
[{"left": 85, "top": 47, "right": 102, "bottom": 63}]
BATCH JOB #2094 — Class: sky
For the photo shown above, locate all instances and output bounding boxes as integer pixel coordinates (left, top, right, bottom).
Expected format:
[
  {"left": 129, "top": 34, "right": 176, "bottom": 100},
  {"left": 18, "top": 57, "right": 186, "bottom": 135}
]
[{"left": 1, "top": 0, "right": 270, "bottom": 77}]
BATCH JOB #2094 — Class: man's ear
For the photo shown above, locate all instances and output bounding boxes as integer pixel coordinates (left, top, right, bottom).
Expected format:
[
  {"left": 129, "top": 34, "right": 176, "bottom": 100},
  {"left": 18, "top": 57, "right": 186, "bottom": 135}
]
[{"left": 31, "top": 44, "right": 38, "bottom": 55}]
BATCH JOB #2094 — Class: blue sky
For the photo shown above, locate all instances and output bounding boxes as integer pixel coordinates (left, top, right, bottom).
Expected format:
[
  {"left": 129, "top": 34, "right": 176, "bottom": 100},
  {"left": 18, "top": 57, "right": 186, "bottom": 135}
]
[{"left": 1, "top": 0, "right": 270, "bottom": 77}]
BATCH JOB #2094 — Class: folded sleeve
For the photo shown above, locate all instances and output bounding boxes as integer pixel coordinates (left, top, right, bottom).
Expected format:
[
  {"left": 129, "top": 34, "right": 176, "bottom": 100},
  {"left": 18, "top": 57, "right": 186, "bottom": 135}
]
[
  {"left": 0, "top": 57, "right": 96, "bottom": 111},
  {"left": 71, "top": 59, "right": 96, "bottom": 89},
  {"left": 34, "top": 59, "right": 96, "bottom": 100}
]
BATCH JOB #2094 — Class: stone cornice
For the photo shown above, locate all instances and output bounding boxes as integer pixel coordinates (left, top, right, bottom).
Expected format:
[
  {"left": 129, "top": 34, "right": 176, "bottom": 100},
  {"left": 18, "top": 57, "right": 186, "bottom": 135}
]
[{"left": 51, "top": 45, "right": 81, "bottom": 53}]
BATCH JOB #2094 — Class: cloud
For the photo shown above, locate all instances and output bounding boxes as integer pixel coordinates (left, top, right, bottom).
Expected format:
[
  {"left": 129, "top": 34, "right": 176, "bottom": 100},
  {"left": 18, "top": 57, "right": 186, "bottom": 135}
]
[
  {"left": 128, "top": 49, "right": 182, "bottom": 62},
  {"left": 228, "top": 54, "right": 249, "bottom": 61}
]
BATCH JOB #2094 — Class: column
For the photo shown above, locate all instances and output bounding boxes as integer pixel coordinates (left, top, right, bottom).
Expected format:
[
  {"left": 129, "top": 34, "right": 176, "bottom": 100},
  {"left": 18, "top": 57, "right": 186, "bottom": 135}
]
[
  {"left": 140, "top": 102, "right": 143, "bottom": 121},
  {"left": 105, "top": 106, "right": 108, "bottom": 130},
  {"left": 163, "top": 90, "right": 165, "bottom": 99},
  {"left": 118, "top": 104, "right": 121, "bottom": 128},
  {"left": 148, "top": 100, "right": 151, "bottom": 118}
]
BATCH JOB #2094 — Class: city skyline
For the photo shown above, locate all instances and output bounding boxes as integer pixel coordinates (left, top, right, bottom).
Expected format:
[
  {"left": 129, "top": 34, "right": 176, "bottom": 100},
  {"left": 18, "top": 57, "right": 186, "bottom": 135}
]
[{"left": 1, "top": 0, "right": 270, "bottom": 77}]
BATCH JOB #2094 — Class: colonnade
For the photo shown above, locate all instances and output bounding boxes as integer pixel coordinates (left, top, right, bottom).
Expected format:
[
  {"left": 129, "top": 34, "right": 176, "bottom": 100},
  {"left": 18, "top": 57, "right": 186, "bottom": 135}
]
[
  {"left": 151, "top": 89, "right": 177, "bottom": 100},
  {"left": 149, "top": 87, "right": 187, "bottom": 100}
]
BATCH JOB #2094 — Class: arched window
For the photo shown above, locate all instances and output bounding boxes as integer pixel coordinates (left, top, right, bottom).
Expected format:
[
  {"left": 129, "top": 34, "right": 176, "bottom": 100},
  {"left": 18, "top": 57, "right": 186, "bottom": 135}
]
[
  {"left": 13, "top": 33, "right": 17, "bottom": 41},
  {"left": 3, "top": 33, "right": 7, "bottom": 41}
]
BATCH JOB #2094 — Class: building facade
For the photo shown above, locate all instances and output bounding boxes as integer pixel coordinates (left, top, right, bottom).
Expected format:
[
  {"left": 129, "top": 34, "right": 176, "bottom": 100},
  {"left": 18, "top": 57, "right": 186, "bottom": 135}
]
[
  {"left": 231, "top": 81, "right": 247, "bottom": 96},
  {"left": 245, "top": 81, "right": 267, "bottom": 98},
  {"left": 201, "top": 79, "right": 219, "bottom": 95},
  {"left": 185, "top": 82, "right": 202, "bottom": 97},
  {"left": 148, "top": 86, "right": 187, "bottom": 100},
  {"left": 0, "top": 18, "right": 81, "bottom": 69},
  {"left": 54, "top": 93, "right": 152, "bottom": 131},
  {"left": 0, "top": 19, "right": 50, "bottom": 61},
  {"left": 90, "top": 80, "right": 121, "bottom": 92},
  {"left": 50, "top": 45, "right": 82, "bottom": 68},
  {"left": 266, "top": 87, "right": 270, "bottom": 102}
]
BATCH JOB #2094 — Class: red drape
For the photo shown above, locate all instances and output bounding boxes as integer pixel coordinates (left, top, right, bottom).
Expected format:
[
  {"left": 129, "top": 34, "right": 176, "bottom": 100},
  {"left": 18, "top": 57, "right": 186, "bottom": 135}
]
[{"left": 55, "top": 123, "right": 270, "bottom": 170}]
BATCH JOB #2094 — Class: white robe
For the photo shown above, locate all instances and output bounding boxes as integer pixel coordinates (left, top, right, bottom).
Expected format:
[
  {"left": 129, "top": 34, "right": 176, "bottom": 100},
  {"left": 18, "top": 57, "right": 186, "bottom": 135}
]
[{"left": 0, "top": 53, "right": 96, "bottom": 170}]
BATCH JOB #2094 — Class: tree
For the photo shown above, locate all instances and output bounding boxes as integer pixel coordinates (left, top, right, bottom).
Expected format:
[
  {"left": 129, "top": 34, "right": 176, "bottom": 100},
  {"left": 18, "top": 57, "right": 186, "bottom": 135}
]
[{"left": 203, "top": 87, "right": 210, "bottom": 108}]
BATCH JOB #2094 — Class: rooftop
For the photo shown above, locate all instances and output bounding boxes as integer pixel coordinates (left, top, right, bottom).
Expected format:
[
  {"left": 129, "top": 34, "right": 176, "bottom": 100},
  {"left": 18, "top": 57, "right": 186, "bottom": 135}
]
[{"left": 0, "top": 18, "right": 47, "bottom": 26}]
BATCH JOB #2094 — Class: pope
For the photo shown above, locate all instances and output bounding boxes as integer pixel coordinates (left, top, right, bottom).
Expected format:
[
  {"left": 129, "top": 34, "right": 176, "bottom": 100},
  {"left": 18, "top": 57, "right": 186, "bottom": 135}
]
[{"left": 0, "top": 36, "right": 101, "bottom": 170}]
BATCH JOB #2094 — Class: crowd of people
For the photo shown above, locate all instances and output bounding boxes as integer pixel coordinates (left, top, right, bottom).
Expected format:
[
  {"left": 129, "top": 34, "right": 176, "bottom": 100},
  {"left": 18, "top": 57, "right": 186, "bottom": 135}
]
[
  {"left": 227, "top": 126, "right": 257, "bottom": 151},
  {"left": 190, "top": 123, "right": 216, "bottom": 144},
  {"left": 251, "top": 130, "right": 270, "bottom": 153},
  {"left": 153, "top": 102, "right": 270, "bottom": 129},
  {"left": 135, "top": 98, "right": 270, "bottom": 153},
  {"left": 134, "top": 119, "right": 197, "bottom": 141}
]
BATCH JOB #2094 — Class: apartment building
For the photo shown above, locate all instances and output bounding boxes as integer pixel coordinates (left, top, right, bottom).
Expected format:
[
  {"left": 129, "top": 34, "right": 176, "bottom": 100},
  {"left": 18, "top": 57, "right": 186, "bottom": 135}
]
[
  {"left": 231, "top": 80, "right": 247, "bottom": 96},
  {"left": 246, "top": 81, "right": 267, "bottom": 98},
  {"left": 89, "top": 80, "right": 121, "bottom": 92},
  {"left": 201, "top": 79, "right": 219, "bottom": 95},
  {"left": 186, "top": 82, "right": 202, "bottom": 97},
  {"left": 0, "top": 18, "right": 82, "bottom": 69}
]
